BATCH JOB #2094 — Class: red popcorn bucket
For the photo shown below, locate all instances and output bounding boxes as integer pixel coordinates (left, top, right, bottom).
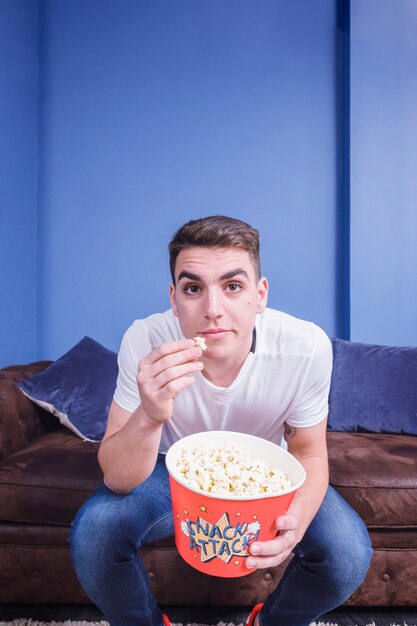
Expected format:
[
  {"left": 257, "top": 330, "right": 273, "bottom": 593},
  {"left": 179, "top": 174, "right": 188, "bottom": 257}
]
[{"left": 165, "top": 431, "right": 306, "bottom": 578}]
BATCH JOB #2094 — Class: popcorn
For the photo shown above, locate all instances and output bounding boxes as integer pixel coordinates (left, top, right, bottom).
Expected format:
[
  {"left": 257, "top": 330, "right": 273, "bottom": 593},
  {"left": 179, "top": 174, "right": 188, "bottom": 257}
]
[
  {"left": 176, "top": 442, "right": 292, "bottom": 496},
  {"left": 194, "top": 336, "right": 207, "bottom": 351}
]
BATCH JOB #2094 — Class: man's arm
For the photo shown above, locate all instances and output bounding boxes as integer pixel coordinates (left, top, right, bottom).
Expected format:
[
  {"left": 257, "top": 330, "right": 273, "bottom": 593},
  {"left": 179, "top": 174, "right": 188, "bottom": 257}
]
[
  {"left": 98, "top": 339, "right": 203, "bottom": 494},
  {"left": 246, "top": 418, "right": 328, "bottom": 570},
  {"left": 98, "top": 400, "right": 164, "bottom": 494}
]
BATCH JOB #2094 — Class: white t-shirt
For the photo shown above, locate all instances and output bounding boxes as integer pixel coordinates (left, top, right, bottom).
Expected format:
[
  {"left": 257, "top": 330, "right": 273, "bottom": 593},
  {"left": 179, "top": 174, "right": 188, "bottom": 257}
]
[{"left": 113, "top": 308, "right": 333, "bottom": 454}]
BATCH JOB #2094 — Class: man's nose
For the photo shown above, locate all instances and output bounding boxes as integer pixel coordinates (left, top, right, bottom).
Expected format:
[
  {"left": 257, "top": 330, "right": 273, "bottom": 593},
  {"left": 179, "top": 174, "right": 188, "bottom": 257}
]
[{"left": 204, "top": 289, "right": 224, "bottom": 319}]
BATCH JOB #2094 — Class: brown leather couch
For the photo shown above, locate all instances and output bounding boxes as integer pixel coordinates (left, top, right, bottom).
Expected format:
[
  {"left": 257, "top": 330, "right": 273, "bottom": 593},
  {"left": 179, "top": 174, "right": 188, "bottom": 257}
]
[{"left": 0, "top": 361, "right": 416, "bottom": 606}]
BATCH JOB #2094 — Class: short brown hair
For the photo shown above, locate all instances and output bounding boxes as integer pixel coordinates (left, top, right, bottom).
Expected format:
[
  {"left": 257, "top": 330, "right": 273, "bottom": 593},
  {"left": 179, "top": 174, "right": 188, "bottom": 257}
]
[{"left": 169, "top": 215, "right": 260, "bottom": 283}]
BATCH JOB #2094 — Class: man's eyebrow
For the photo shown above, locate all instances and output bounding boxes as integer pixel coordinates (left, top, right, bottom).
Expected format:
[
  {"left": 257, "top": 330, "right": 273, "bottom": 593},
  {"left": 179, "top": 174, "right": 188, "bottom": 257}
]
[
  {"left": 177, "top": 271, "right": 201, "bottom": 282},
  {"left": 176, "top": 268, "right": 250, "bottom": 282},
  {"left": 220, "top": 269, "right": 250, "bottom": 281}
]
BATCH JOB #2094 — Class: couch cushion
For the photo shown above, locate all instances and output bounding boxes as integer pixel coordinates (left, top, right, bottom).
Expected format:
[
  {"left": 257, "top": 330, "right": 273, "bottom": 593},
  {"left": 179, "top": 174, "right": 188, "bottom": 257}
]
[
  {"left": 327, "top": 431, "right": 417, "bottom": 528},
  {"left": 18, "top": 337, "right": 118, "bottom": 442},
  {"left": 3, "top": 428, "right": 416, "bottom": 532},
  {"left": 0, "top": 429, "right": 102, "bottom": 526},
  {"left": 328, "top": 338, "right": 417, "bottom": 435}
]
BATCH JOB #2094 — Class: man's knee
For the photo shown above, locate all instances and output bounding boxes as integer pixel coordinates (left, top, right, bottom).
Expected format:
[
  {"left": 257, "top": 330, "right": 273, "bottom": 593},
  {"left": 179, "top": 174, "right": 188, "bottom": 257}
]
[
  {"left": 301, "top": 487, "right": 373, "bottom": 599},
  {"left": 69, "top": 482, "right": 172, "bottom": 576},
  {"left": 69, "top": 490, "right": 136, "bottom": 581},
  {"left": 329, "top": 530, "right": 373, "bottom": 595},
  {"left": 329, "top": 493, "right": 373, "bottom": 590},
  {"left": 318, "top": 513, "right": 373, "bottom": 601}
]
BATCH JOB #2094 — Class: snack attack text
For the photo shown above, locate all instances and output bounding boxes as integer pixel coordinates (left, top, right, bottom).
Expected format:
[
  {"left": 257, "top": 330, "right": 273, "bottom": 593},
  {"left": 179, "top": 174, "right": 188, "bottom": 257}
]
[{"left": 181, "top": 512, "right": 261, "bottom": 563}]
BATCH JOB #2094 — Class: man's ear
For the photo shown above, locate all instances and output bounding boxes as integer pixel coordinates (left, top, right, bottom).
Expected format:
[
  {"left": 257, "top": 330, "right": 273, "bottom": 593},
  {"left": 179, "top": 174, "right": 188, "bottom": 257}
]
[
  {"left": 169, "top": 283, "right": 179, "bottom": 317},
  {"left": 256, "top": 277, "right": 269, "bottom": 313}
]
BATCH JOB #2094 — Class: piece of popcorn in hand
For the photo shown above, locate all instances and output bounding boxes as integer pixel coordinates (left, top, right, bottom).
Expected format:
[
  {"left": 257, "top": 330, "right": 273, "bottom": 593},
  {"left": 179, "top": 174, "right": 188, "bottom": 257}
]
[{"left": 193, "top": 336, "right": 207, "bottom": 351}]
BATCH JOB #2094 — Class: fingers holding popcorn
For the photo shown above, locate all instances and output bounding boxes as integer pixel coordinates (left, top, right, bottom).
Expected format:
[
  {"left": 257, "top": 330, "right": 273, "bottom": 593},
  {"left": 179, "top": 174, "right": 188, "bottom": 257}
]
[{"left": 137, "top": 339, "right": 204, "bottom": 423}]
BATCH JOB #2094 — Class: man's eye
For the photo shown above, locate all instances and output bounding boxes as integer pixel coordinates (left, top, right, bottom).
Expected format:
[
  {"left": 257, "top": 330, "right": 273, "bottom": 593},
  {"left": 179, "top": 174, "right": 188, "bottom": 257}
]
[
  {"left": 227, "top": 283, "right": 242, "bottom": 292},
  {"left": 184, "top": 284, "right": 200, "bottom": 294}
]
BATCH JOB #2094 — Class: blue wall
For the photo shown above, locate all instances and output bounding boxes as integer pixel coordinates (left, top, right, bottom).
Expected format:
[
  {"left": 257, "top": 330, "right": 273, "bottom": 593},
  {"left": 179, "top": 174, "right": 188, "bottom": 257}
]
[
  {"left": 36, "top": 0, "right": 337, "bottom": 360},
  {"left": 0, "top": 1, "right": 38, "bottom": 366},
  {"left": 350, "top": 0, "right": 417, "bottom": 345},
  {"left": 1, "top": 0, "right": 416, "bottom": 367}
]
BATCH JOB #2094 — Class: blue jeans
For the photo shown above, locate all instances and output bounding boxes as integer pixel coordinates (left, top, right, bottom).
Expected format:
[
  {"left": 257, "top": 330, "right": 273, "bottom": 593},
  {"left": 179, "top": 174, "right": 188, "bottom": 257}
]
[{"left": 69, "top": 454, "right": 372, "bottom": 626}]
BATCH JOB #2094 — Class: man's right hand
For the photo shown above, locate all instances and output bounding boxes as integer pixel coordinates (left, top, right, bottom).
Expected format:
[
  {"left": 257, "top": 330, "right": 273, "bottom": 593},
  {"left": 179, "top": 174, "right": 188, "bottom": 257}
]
[{"left": 136, "top": 339, "right": 203, "bottom": 424}]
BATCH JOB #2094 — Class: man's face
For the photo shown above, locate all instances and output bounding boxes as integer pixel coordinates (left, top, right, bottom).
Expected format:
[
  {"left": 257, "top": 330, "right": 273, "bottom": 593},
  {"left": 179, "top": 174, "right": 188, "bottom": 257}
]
[{"left": 169, "top": 246, "right": 268, "bottom": 364}]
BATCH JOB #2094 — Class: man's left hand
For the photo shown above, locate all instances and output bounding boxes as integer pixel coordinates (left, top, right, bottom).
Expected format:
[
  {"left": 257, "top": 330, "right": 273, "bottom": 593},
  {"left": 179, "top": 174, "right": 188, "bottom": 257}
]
[{"left": 245, "top": 514, "right": 298, "bottom": 570}]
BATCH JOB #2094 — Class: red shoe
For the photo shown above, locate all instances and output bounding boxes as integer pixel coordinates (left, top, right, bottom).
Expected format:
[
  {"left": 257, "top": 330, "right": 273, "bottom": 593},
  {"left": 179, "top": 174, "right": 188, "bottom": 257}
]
[
  {"left": 162, "top": 615, "right": 171, "bottom": 626},
  {"left": 246, "top": 603, "right": 264, "bottom": 626}
]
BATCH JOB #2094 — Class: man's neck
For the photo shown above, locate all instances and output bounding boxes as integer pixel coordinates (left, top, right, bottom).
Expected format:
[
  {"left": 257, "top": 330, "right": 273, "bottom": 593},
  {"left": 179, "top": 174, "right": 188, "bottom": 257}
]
[
  {"left": 201, "top": 334, "right": 254, "bottom": 388},
  {"left": 202, "top": 361, "right": 243, "bottom": 388}
]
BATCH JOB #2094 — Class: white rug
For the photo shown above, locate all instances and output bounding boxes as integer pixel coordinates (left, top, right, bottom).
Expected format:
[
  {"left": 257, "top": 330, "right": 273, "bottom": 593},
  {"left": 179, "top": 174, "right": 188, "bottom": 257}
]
[
  {"left": 0, "top": 620, "right": 411, "bottom": 626},
  {"left": 0, "top": 619, "right": 407, "bottom": 626}
]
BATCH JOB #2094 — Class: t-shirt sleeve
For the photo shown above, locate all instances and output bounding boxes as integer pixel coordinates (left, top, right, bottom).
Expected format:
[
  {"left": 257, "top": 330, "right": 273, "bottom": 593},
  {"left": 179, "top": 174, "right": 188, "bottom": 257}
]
[
  {"left": 285, "top": 325, "right": 333, "bottom": 428},
  {"left": 113, "top": 322, "right": 150, "bottom": 414}
]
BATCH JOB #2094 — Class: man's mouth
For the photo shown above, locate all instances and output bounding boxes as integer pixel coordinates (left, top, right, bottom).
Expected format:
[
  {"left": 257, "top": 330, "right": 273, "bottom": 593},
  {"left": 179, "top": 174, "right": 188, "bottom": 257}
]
[{"left": 199, "top": 329, "right": 232, "bottom": 340}]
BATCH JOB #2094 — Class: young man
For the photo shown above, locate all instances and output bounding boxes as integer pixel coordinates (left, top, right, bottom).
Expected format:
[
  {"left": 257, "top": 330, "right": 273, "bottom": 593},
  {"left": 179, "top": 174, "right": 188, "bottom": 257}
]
[{"left": 70, "top": 216, "right": 372, "bottom": 626}]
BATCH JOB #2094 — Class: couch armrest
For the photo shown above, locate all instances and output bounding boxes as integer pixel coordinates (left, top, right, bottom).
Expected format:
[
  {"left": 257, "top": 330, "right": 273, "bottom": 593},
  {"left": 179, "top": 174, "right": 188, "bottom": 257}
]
[{"left": 0, "top": 361, "right": 55, "bottom": 462}]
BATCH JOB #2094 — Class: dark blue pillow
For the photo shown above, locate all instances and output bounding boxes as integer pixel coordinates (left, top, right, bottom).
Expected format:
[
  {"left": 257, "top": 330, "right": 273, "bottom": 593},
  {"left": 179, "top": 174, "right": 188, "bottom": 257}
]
[
  {"left": 18, "top": 336, "right": 118, "bottom": 442},
  {"left": 328, "top": 338, "right": 417, "bottom": 435}
]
